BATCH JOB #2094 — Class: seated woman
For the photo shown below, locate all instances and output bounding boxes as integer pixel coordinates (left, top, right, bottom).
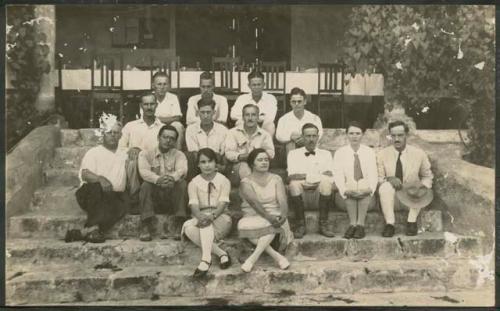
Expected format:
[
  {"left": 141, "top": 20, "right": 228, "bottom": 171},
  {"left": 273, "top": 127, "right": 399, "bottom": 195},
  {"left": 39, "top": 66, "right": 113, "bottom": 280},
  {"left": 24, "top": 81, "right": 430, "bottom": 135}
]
[
  {"left": 333, "top": 121, "right": 378, "bottom": 239},
  {"left": 237, "top": 148, "right": 293, "bottom": 272},
  {"left": 181, "top": 148, "right": 232, "bottom": 278}
]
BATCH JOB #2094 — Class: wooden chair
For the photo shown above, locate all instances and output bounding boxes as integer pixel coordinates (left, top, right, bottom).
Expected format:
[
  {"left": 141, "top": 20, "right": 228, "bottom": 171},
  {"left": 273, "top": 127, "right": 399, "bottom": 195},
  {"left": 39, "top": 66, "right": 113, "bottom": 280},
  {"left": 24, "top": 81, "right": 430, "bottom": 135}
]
[
  {"left": 150, "top": 55, "right": 181, "bottom": 90},
  {"left": 260, "top": 61, "right": 287, "bottom": 117},
  {"left": 211, "top": 56, "right": 241, "bottom": 100},
  {"left": 317, "top": 62, "right": 345, "bottom": 128},
  {"left": 90, "top": 53, "right": 124, "bottom": 127}
]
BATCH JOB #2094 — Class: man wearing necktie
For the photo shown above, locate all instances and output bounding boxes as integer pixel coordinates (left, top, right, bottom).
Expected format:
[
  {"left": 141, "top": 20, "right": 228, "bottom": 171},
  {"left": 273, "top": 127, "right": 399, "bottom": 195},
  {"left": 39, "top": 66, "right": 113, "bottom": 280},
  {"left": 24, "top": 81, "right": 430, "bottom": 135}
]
[
  {"left": 377, "top": 121, "right": 434, "bottom": 237},
  {"left": 287, "top": 123, "right": 336, "bottom": 238}
]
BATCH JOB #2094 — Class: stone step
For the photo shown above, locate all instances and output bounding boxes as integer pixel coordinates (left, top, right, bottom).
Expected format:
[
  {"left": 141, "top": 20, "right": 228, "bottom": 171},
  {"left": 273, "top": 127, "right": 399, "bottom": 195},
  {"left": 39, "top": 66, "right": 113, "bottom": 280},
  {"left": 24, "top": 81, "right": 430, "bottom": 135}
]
[
  {"left": 49, "top": 146, "right": 92, "bottom": 169},
  {"left": 61, "top": 129, "right": 102, "bottom": 147},
  {"left": 8, "top": 206, "right": 443, "bottom": 240},
  {"left": 6, "top": 258, "right": 485, "bottom": 304},
  {"left": 30, "top": 288, "right": 496, "bottom": 307},
  {"left": 43, "top": 168, "right": 80, "bottom": 187},
  {"left": 6, "top": 233, "right": 483, "bottom": 268}
]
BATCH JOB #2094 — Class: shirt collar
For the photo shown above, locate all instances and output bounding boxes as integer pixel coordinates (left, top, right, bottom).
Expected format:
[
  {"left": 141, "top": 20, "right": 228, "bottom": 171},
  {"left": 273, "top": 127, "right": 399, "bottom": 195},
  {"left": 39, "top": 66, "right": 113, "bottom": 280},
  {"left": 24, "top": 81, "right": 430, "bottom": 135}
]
[
  {"left": 138, "top": 117, "right": 162, "bottom": 127},
  {"left": 236, "top": 124, "right": 262, "bottom": 136},
  {"left": 392, "top": 145, "right": 407, "bottom": 155},
  {"left": 196, "top": 122, "right": 216, "bottom": 134},
  {"left": 154, "top": 146, "right": 175, "bottom": 158},
  {"left": 198, "top": 174, "right": 219, "bottom": 189}
]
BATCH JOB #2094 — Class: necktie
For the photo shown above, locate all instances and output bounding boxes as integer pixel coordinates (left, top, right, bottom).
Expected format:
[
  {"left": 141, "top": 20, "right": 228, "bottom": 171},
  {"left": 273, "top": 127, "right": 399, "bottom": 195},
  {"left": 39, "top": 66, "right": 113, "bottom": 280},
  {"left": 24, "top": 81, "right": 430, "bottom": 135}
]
[
  {"left": 305, "top": 151, "right": 316, "bottom": 156},
  {"left": 353, "top": 153, "right": 363, "bottom": 181},
  {"left": 395, "top": 152, "right": 403, "bottom": 181},
  {"left": 208, "top": 182, "right": 215, "bottom": 208}
]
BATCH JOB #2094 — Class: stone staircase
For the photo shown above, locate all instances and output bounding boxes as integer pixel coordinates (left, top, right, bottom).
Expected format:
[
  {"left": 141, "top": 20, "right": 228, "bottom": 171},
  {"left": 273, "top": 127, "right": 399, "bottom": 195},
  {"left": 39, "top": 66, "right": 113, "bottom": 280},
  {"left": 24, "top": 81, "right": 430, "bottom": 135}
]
[{"left": 5, "top": 128, "right": 491, "bottom": 306}]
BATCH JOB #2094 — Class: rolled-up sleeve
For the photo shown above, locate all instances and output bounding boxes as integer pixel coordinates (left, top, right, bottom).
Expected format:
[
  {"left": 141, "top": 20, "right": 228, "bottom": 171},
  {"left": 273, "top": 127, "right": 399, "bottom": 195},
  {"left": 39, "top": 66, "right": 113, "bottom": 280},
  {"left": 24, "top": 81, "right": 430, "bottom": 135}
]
[
  {"left": 170, "top": 151, "right": 188, "bottom": 181},
  {"left": 224, "top": 131, "right": 240, "bottom": 162},
  {"left": 138, "top": 150, "right": 160, "bottom": 184},
  {"left": 187, "top": 179, "right": 199, "bottom": 206}
]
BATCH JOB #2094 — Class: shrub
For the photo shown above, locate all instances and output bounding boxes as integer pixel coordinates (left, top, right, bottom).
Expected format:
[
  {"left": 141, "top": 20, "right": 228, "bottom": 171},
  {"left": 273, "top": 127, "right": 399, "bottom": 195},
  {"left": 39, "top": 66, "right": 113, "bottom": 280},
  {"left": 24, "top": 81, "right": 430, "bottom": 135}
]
[{"left": 341, "top": 5, "right": 494, "bottom": 167}]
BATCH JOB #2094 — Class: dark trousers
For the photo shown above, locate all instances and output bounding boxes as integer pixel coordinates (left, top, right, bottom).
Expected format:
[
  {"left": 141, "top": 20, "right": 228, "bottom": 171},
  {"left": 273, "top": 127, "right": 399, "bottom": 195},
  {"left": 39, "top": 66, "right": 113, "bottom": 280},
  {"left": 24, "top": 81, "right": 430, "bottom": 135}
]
[
  {"left": 75, "top": 183, "right": 129, "bottom": 232},
  {"left": 139, "top": 180, "right": 188, "bottom": 222}
]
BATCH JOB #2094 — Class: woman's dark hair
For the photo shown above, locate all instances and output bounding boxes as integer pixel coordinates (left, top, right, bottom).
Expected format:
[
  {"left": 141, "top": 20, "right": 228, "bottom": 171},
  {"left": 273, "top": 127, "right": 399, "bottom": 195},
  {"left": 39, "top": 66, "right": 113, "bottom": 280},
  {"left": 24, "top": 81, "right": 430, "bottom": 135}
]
[
  {"left": 247, "top": 148, "right": 269, "bottom": 169},
  {"left": 197, "top": 148, "right": 218, "bottom": 165},
  {"left": 345, "top": 120, "right": 366, "bottom": 133}
]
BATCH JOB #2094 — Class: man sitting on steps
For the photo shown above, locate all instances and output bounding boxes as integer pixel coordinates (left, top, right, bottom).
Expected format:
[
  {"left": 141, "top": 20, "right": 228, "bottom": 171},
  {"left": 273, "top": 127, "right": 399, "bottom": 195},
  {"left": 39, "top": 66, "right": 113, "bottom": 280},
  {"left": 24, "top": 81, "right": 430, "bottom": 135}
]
[
  {"left": 377, "top": 120, "right": 434, "bottom": 237},
  {"left": 74, "top": 116, "right": 129, "bottom": 243},
  {"left": 287, "top": 123, "right": 336, "bottom": 239},
  {"left": 138, "top": 124, "right": 188, "bottom": 241}
]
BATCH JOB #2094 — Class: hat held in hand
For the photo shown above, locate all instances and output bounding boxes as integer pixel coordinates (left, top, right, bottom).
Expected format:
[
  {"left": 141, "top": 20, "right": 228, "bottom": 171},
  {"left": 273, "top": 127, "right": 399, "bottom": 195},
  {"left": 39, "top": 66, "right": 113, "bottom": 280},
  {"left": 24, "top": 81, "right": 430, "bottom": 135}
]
[{"left": 396, "top": 180, "right": 433, "bottom": 209}]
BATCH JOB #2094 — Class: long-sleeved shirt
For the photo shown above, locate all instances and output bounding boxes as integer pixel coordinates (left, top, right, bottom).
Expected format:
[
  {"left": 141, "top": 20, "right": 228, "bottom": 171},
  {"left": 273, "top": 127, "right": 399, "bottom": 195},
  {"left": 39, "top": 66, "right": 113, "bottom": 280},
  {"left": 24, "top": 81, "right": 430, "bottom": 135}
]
[
  {"left": 224, "top": 125, "right": 275, "bottom": 162},
  {"left": 230, "top": 92, "right": 277, "bottom": 124},
  {"left": 185, "top": 93, "right": 228, "bottom": 125},
  {"left": 333, "top": 144, "right": 378, "bottom": 199},
  {"left": 138, "top": 147, "right": 188, "bottom": 184},
  {"left": 275, "top": 110, "right": 323, "bottom": 143},
  {"left": 118, "top": 118, "right": 164, "bottom": 151},
  {"left": 377, "top": 144, "right": 433, "bottom": 188},
  {"left": 185, "top": 122, "right": 228, "bottom": 155},
  {"left": 287, "top": 147, "right": 333, "bottom": 176}
]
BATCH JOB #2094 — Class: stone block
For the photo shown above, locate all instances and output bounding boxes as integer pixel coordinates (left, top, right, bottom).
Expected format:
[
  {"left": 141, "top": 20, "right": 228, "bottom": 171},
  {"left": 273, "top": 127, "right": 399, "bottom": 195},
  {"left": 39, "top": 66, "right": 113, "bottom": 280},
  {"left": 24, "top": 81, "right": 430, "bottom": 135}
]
[
  {"left": 60, "top": 129, "right": 80, "bottom": 147},
  {"left": 43, "top": 168, "right": 80, "bottom": 187},
  {"left": 50, "top": 147, "right": 91, "bottom": 169},
  {"left": 79, "top": 128, "right": 103, "bottom": 146}
]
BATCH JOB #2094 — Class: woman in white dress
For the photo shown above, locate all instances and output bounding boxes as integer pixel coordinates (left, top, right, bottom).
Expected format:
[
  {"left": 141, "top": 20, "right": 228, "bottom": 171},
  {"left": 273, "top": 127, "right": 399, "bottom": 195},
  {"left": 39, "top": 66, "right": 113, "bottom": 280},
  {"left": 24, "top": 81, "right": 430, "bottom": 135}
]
[
  {"left": 182, "top": 148, "right": 232, "bottom": 278},
  {"left": 333, "top": 121, "right": 378, "bottom": 239},
  {"left": 237, "top": 148, "right": 293, "bottom": 272}
]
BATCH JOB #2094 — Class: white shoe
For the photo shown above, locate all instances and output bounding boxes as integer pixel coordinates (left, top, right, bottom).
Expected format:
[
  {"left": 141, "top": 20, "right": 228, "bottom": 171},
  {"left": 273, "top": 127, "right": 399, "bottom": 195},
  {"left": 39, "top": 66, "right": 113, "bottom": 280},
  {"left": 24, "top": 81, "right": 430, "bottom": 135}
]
[
  {"left": 241, "top": 260, "right": 254, "bottom": 273},
  {"left": 278, "top": 257, "right": 290, "bottom": 270}
]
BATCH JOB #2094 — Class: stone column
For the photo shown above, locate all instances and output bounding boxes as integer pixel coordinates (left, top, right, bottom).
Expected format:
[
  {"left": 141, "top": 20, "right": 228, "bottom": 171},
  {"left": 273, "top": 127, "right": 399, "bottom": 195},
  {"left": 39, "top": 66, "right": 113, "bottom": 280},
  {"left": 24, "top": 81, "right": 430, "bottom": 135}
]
[{"left": 33, "top": 5, "right": 56, "bottom": 113}]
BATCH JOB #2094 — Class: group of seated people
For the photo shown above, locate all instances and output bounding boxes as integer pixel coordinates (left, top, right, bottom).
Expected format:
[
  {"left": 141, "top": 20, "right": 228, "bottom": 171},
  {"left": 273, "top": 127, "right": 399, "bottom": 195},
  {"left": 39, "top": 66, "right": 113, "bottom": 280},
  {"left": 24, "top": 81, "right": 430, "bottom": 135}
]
[{"left": 72, "top": 70, "right": 434, "bottom": 278}]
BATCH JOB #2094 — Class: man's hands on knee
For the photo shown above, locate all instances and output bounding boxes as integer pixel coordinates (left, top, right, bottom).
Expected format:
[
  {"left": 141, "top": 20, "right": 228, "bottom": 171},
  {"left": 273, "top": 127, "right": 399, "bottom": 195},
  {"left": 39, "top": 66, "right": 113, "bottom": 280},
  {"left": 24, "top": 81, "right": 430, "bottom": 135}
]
[
  {"left": 98, "top": 176, "right": 113, "bottom": 192},
  {"left": 386, "top": 177, "right": 403, "bottom": 190},
  {"left": 156, "top": 175, "right": 175, "bottom": 189},
  {"left": 128, "top": 147, "right": 141, "bottom": 161}
]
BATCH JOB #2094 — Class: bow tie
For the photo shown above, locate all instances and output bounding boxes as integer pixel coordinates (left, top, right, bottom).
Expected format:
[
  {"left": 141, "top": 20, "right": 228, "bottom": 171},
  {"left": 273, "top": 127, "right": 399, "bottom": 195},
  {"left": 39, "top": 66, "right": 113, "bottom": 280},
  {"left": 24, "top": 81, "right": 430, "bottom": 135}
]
[{"left": 305, "top": 151, "right": 316, "bottom": 156}]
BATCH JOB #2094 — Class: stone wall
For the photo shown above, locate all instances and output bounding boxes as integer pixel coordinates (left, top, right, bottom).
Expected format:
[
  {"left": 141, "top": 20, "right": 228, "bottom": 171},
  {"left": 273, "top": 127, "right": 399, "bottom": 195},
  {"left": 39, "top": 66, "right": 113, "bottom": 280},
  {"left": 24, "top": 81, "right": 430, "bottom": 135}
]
[{"left": 6, "top": 125, "right": 60, "bottom": 219}]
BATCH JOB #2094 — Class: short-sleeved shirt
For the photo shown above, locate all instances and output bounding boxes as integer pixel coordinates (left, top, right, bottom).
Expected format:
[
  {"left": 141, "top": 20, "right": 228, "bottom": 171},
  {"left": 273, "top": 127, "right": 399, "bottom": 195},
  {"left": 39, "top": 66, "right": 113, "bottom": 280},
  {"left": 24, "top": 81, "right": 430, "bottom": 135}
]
[
  {"left": 118, "top": 118, "right": 164, "bottom": 151},
  {"left": 185, "top": 122, "right": 228, "bottom": 154},
  {"left": 186, "top": 93, "right": 228, "bottom": 125},
  {"left": 230, "top": 92, "right": 277, "bottom": 124},
  {"left": 287, "top": 147, "right": 334, "bottom": 176},
  {"left": 79, "top": 145, "right": 128, "bottom": 192},
  {"left": 188, "top": 173, "right": 230, "bottom": 209},
  {"left": 275, "top": 110, "right": 323, "bottom": 143}
]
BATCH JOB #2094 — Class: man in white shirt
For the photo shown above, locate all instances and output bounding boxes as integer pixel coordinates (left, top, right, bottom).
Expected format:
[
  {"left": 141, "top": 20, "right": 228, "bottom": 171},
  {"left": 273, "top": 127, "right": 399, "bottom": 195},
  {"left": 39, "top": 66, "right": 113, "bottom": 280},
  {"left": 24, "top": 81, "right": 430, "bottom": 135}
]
[
  {"left": 377, "top": 121, "right": 434, "bottom": 237},
  {"left": 138, "top": 124, "right": 188, "bottom": 241},
  {"left": 276, "top": 87, "right": 323, "bottom": 155},
  {"left": 230, "top": 70, "right": 277, "bottom": 136},
  {"left": 151, "top": 72, "right": 184, "bottom": 150},
  {"left": 119, "top": 92, "right": 164, "bottom": 197},
  {"left": 75, "top": 121, "right": 129, "bottom": 243},
  {"left": 287, "top": 123, "right": 335, "bottom": 238},
  {"left": 185, "top": 71, "right": 228, "bottom": 125},
  {"left": 185, "top": 97, "right": 228, "bottom": 179},
  {"left": 225, "top": 104, "right": 275, "bottom": 185}
]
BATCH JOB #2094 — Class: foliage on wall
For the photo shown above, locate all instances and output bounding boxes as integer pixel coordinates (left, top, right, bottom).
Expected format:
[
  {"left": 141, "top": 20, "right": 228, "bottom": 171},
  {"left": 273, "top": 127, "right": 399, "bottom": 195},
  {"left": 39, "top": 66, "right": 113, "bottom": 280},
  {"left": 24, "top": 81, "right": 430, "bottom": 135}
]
[
  {"left": 6, "top": 6, "right": 52, "bottom": 150},
  {"left": 341, "top": 5, "right": 495, "bottom": 167}
]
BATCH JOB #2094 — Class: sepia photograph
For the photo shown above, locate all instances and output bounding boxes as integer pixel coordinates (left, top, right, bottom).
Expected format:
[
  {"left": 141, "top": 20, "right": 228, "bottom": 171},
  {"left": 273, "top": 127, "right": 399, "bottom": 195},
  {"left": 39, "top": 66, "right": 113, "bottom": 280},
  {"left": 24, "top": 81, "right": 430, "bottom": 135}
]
[{"left": 4, "top": 2, "right": 495, "bottom": 307}]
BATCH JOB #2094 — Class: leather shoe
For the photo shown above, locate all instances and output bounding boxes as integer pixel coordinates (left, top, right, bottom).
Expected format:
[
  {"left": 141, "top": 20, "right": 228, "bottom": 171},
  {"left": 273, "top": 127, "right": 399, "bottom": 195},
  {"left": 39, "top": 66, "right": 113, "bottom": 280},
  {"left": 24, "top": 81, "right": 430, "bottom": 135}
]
[
  {"left": 319, "top": 221, "right": 335, "bottom": 238},
  {"left": 85, "top": 229, "right": 105, "bottom": 243},
  {"left": 139, "top": 222, "right": 153, "bottom": 242},
  {"left": 406, "top": 222, "right": 418, "bottom": 236},
  {"left": 193, "top": 260, "right": 211, "bottom": 278},
  {"left": 382, "top": 224, "right": 395, "bottom": 237},
  {"left": 219, "top": 254, "right": 231, "bottom": 270},
  {"left": 293, "top": 221, "right": 306, "bottom": 239},
  {"left": 343, "top": 225, "right": 356, "bottom": 239},
  {"left": 353, "top": 225, "right": 365, "bottom": 239}
]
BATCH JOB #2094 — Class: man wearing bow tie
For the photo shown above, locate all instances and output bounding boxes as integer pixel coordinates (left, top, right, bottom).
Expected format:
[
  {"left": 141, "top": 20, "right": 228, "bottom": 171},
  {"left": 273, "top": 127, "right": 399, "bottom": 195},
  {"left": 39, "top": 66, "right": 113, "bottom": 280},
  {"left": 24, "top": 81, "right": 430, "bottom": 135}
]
[{"left": 287, "top": 123, "right": 335, "bottom": 238}]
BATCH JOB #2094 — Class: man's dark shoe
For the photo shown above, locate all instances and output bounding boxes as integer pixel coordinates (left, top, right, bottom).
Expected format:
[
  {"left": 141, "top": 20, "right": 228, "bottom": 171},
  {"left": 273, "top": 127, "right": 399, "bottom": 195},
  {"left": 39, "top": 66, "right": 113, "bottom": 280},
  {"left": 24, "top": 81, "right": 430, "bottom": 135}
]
[
  {"left": 382, "top": 224, "right": 395, "bottom": 237},
  {"left": 406, "top": 222, "right": 418, "bottom": 236},
  {"left": 319, "top": 221, "right": 335, "bottom": 238},
  {"left": 353, "top": 225, "right": 365, "bottom": 239},
  {"left": 65, "top": 229, "right": 84, "bottom": 242},
  {"left": 343, "top": 225, "right": 356, "bottom": 239},
  {"left": 85, "top": 229, "right": 105, "bottom": 243},
  {"left": 139, "top": 220, "right": 154, "bottom": 241},
  {"left": 293, "top": 221, "right": 306, "bottom": 239}
]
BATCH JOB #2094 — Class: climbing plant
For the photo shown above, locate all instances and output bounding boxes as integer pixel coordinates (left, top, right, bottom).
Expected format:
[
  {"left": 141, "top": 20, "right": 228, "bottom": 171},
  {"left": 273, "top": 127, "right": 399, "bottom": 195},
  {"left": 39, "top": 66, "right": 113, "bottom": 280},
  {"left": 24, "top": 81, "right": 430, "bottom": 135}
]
[
  {"left": 341, "top": 5, "right": 495, "bottom": 167},
  {"left": 6, "top": 6, "right": 52, "bottom": 150}
]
